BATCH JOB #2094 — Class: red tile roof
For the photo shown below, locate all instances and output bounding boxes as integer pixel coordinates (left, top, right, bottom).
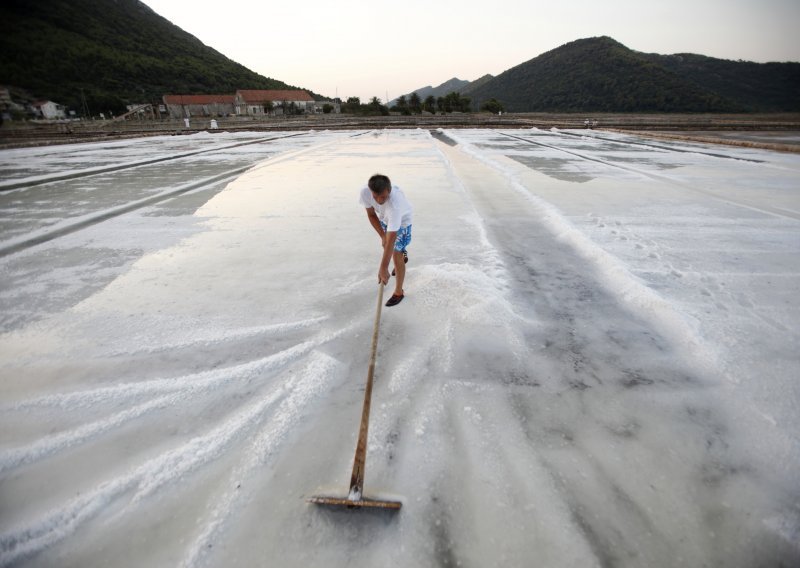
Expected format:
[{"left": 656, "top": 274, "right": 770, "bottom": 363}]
[
  {"left": 163, "top": 94, "right": 235, "bottom": 104},
  {"left": 236, "top": 90, "right": 314, "bottom": 103}
]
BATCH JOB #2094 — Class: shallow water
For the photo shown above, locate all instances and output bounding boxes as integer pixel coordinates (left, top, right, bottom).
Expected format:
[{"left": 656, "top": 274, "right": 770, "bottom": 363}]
[{"left": 1, "top": 129, "right": 798, "bottom": 567}]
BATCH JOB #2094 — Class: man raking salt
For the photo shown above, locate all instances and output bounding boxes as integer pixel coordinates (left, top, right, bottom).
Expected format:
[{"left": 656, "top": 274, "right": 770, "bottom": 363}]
[
  {"left": 305, "top": 173, "right": 411, "bottom": 511},
  {"left": 359, "top": 173, "right": 413, "bottom": 306}
]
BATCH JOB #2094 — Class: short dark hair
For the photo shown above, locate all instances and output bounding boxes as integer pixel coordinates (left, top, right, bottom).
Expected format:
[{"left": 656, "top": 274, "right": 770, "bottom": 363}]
[{"left": 368, "top": 174, "right": 391, "bottom": 193}]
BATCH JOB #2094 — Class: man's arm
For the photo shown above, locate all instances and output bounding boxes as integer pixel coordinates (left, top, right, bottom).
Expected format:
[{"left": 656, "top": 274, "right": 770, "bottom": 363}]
[
  {"left": 365, "top": 207, "right": 385, "bottom": 244},
  {"left": 378, "top": 231, "right": 398, "bottom": 284}
]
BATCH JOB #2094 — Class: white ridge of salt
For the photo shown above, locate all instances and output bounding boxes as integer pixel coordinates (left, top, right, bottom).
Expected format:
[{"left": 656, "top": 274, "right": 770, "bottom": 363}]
[
  {"left": 443, "top": 129, "right": 723, "bottom": 377},
  {"left": 0, "top": 359, "right": 305, "bottom": 566},
  {"left": 103, "top": 316, "right": 328, "bottom": 357},
  {"left": 0, "top": 340, "right": 325, "bottom": 474},
  {"left": 180, "top": 352, "right": 341, "bottom": 567},
  {"left": 4, "top": 340, "right": 316, "bottom": 413},
  {"left": 0, "top": 170, "right": 247, "bottom": 254},
  {"left": 0, "top": 133, "right": 307, "bottom": 192}
]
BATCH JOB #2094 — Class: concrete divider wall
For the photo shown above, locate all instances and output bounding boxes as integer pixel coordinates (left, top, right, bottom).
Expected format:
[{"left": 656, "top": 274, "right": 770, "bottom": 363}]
[{"left": 2, "top": 113, "right": 800, "bottom": 149}]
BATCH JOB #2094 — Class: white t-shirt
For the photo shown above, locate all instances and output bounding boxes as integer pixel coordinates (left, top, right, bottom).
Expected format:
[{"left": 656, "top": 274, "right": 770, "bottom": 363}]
[{"left": 359, "top": 184, "right": 413, "bottom": 232}]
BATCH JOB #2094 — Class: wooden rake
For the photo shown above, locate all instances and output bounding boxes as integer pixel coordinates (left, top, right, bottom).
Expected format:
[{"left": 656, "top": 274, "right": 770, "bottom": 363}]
[{"left": 308, "top": 282, "right": 402, "bottom": 510}]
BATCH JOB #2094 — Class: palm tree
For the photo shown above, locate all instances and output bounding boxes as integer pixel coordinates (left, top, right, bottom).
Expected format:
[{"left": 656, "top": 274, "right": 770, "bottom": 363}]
[{"left": 409, "top": 92, "right": 421, "bottom": 113}]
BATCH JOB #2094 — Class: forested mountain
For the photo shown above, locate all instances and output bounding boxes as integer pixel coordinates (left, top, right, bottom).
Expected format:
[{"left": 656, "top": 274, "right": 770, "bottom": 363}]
[
  {"left": 466, "top": 37, "right": 799, "bottom": 113},
  {"left": 4, "top": 6, "right": 797, "bottom": 119},
  {"left": 642, "top": 52, "right": 800, "bottom": 113},
  {"left": 0, "top": 0, "right": 319, "bottom": 115},
  {"left": 459, "top": 74, "right": 495, "bottom": 96}
]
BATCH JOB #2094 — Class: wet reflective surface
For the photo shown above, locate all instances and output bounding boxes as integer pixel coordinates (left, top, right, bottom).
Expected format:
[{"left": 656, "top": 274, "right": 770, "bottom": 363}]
[{"left": 1, "top": 129, "right": 798, "bottom": 567}]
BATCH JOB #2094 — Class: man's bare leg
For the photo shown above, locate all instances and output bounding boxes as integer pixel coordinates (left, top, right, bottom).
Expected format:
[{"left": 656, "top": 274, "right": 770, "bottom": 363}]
[{"left": 392, "top": 250, "right": 405, "bottom": 297}]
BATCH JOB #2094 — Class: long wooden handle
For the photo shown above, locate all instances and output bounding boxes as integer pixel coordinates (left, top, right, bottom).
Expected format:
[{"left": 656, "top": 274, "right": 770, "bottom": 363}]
[{"left": 348, "top": 282, "right": 385, "bottom": 500}]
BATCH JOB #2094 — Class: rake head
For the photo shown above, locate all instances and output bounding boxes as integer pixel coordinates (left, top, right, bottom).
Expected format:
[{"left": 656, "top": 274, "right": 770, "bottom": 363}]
[{"left": 307, "top": 495, "right": 402, "bottom": 510}]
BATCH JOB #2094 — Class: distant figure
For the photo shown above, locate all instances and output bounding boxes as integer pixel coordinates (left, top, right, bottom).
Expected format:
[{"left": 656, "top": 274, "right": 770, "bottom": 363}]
[
  {"left": 184, "top": 117, "right": 190, "bottom": 128},
  {"left": 359, "top": 174, "right": 413, "bottom": 307},
  {"left": 210, "top": 119, "right": 218, "bottom": 129}
]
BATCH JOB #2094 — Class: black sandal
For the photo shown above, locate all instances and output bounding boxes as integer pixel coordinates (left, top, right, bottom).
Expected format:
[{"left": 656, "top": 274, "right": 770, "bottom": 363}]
[{"left": 385, "top": 294, "right": 404, "bottom": 307}]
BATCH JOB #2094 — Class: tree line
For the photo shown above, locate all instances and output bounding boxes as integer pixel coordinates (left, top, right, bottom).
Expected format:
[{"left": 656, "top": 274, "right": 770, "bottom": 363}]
[
  {"left": 339, "top": 92, "right": 506, "bottom": 115},
  {"left": 393, "top": 91, "right": 472, "bottom": 114}
]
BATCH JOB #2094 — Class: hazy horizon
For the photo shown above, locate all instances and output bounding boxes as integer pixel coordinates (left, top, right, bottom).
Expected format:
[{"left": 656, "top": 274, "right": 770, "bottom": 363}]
[{"left": 143, "top": 0, "right": 799, "bottom": 102}]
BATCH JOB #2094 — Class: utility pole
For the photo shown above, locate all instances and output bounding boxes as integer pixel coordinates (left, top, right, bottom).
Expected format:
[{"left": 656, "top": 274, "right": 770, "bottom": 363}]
[{"left": 80, "top": 88, "right": 90, "bottom": 119}]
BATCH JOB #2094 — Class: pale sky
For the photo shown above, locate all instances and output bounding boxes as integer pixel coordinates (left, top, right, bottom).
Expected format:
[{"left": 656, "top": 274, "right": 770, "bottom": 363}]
[{"left": 142, "top": 0, "right": 799, "bottom": 102}]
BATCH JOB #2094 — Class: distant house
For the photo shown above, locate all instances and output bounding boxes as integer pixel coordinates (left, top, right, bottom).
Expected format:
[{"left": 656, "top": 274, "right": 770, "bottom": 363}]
[
  {"left": 161, "top": 90, "right": 338, "bottom": 118},
  {"left": 234, "top": 90, "right": 315, "bottom": 115},
  {"left": 32, "top": 100, "right": 66, "bottom": 119},
  {"left": 162, "top": 94, "right": 235, "bottom": 118}
]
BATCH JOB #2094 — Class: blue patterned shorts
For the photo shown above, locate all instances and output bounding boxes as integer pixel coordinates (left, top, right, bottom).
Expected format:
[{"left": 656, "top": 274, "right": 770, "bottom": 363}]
[{"left": 381, "top": 222, "right": 412, "bottom": 252}]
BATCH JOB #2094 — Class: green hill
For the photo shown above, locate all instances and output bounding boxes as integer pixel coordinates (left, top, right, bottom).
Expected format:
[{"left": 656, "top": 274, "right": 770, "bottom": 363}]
[
  {"left": 0, "top": 0, "right": 319, "bottom": 115},
  {"left": 642, "top": 52, "right": 800, "bottom": 113},
  {"left": 467, "top": 37, "right": 799, "bottom": 113},
  {"left": 459, "top": 74, "right": 495, "bottom": 96}
]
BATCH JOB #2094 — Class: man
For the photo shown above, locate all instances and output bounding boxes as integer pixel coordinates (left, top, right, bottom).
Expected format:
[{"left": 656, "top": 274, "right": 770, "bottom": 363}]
[{"left": 359, "top": 173, "right": 413, "bottom": 307}]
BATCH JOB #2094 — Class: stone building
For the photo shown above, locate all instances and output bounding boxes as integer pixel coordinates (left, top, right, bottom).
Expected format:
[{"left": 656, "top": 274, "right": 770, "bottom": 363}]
[
  {"left": 162, "top": 90, "right": 339, "bottom": 118},
  {"left": 162, "top": 94, "right": 235, "bottom": 118},
  {"left": 234, "top": 90, "right": 316, "bottom": 115}
]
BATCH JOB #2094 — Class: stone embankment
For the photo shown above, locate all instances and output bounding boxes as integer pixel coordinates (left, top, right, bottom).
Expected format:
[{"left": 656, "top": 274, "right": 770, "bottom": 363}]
[{"left": 2, "top": 113, "right": 799, "bottom": 150}]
